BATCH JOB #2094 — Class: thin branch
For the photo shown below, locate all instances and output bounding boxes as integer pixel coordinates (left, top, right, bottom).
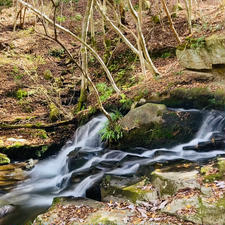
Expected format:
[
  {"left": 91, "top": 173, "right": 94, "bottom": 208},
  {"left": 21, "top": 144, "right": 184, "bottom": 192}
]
[{"left": 17, "top": 0, "right": 120, "bottom": 94}]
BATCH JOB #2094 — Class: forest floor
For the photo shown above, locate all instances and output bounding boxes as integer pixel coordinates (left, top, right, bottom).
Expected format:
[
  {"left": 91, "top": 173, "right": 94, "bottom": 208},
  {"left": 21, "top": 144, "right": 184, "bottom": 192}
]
[{"left": 0, "top": 0, "right": 224, "bottom": 155}]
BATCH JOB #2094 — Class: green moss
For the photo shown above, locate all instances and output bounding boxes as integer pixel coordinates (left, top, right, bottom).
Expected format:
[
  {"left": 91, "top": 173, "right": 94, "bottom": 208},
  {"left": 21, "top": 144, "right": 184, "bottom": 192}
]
[
  {"left": 90, "top": 215, "right": 118, "bottom": 225},
  {"left": 122, "top": 180, "right": 154, "bottom": 202},
  {"left": 8, "top": 142, "right": 23, "bottom": 148},
  {"left": 43, "top": 70, "right": 53, "bottom": 80},
  {"left": 0, "top": 0, "right": 12, "bottom": 7},
  {"left": 35, "top": 145, "right": 48, "bottom": 157},
  {"left": 151, "top": 172, "right": 177, "bottom": 196},
  {"left": 218, "top": 159, "right": 225, "bottom": 173},
  {"left": 16, "top": 89, "right": 28, "bottom": 100},
  {"left": 217, "top": 195, "right": 225, "bottom": 209},
  {"left": 51, "top": 197, "right": 63, "bottom": 207},
  {"left": 0, "top": 153, "right": 10, "bottom": 164},
  {"left": 201, "top": 159, "right": 225, "bottom": 182},
  {"left": 49, "top": 103, "right": 60, "bottom": 122},
  {"left": 0, "top": 140, "right": 4, "bottom": 147},
  {"left": 152, "top": 15, "right": 160, "bottom": 24},
  {"left": 149, "top": 123, "right": 174, "bottom": 141},
  {"left": 177, "top": 36, "right": 206, "bottom": 51},
  {"left": 34, "top": 129, "right": 48, "bottom": 139}
]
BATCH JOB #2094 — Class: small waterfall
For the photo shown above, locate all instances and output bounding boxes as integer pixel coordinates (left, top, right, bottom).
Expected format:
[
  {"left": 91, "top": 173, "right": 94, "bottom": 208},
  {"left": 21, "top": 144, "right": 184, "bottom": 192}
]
[{"left": 1, "top": 110, "right": 225, "bottom": 225}]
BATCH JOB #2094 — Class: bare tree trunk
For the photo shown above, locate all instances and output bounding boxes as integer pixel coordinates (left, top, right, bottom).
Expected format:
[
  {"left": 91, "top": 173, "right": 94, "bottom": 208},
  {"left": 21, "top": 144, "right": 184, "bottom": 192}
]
[
  {"left": 128, "top": 0, "right": 160, "bottom": 76},
  {"left": 119, "top": 1, "right": 126, "bottom": 25},
  {"left": 13, "top": 0, "right": 20, "bottom": 32},
  {"left": 184, "top": 0, "right": 192, "bottom": 34},
  {"left": 90, "top": 6, "right": 96, "bottom": 46},
  {"left": 160, "top": 0, "right": 181, "bottom": 44},
  {"left": 78, "top": 0, "right": 94, "bottom": 111},
  {"left": 138, "top": 0, "right": 146, "bottom": 76}
]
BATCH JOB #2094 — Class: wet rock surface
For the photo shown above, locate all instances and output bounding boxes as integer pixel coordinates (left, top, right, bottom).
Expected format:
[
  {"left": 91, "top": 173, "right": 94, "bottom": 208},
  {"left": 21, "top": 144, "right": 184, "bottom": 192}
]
[
  {"left": 33, "top": 159, "right": 225, "bottom": 225},
  {"left": 0, "top": 160, "right": 37, "bottom": 191}
]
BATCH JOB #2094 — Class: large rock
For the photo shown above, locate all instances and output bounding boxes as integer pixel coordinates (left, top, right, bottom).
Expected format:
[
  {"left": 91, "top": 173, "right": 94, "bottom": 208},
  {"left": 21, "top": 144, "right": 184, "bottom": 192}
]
[
  {"left": 176, "top": 34, "right": 225, "bottom": 70},
  {"left": 33, "top": 197, "right": 135, "bottom": 225},
  {"left": 151, "top": 169, "right": 200, "bottom": 199},
  {"left": 101, "top": 160, "right": 225, "bottom": 225},
  {"left": 0, "top": 160, "right": 37, "bottom": 191},
  {"left": 33, "top": 197, "right": 189, "bottom": 225},
  {"left": 101, "top": 175, "right": 158, "bottom": 203},
  {"left": 116, "top": 103, "right": 203, "bottom": 149},
  {"left": 120, "top": 103, "right": 167, "bottom": 130}
]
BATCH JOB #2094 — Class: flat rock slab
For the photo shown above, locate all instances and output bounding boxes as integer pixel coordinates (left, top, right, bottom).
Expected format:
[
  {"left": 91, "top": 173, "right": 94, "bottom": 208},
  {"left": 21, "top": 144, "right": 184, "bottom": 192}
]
[
  {"left": 33, "top": 197, "right": 192, "bottom": 225},
  {"left": 152, "top": 170, "right": 200, "bottom": 198}
]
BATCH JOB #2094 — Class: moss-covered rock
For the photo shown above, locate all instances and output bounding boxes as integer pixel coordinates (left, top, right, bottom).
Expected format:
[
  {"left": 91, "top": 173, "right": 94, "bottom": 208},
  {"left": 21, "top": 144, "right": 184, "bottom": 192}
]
[
  {"left": 120, "top": 103, "right": 167, "bottom": 130},
  {"left": 177, "top": 34, "right": 225, "bottom": 70},
  {"left": 200, "top": 158, "right": 225, "bottom": 182},
  {"left": 115, "top": 103, "right": 203, "bottom": 149},
  {"left": 151, "top": 169, "right": 200, "bottom": 198},
  {"left": 33, "top": 197, "right": 133, "bottom": 225},
  {"left": 0, "top": 143, "right": 52, "bottom": 160},
  {"left": 161, "top": 87, "right": 225, "bottom": 110},
  {"left": 101, "top": 175, "right": 158, "bottom": 203}
]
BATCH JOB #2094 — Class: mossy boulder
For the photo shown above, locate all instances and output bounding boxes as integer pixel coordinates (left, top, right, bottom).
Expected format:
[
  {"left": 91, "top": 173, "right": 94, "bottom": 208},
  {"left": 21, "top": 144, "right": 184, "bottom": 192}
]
[
  {"left": 163, "top": 194, "right": 225, "bottom": 225},
  {"left": 120, "top": 103, "right": 167, "bottom": 130},
  {"left": 116, "top": 103, "right": 203, "bottom": 149},
  {"left": 0, "top": 143, "right": 52, "bottom": 160},
  {"left": 177, "top": 34, "right": 225, "bottom": 70}
]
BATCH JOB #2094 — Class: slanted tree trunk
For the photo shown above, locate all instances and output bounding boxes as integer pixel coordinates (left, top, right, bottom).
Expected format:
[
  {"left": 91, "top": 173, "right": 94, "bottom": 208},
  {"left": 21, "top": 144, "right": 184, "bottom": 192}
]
[
  {"left": 128, "top": 0, "right": 160, "bottom": 76},
  {"left": 160, "top": 0, "right": 181, "bottom": 44},
  {"left": 17, "top": 0, "right": 120, "bottom": 95}
]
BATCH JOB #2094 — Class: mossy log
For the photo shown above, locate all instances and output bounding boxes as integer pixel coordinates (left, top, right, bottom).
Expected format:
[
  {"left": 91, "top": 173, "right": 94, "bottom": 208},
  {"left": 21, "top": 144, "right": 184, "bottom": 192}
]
[{"left": 0, "top": 119, "right": 76, "bottom": 131}]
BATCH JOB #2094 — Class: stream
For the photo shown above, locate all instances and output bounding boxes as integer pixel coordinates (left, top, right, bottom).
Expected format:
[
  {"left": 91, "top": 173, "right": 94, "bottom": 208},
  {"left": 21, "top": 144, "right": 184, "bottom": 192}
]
[{"left": 1, "top": 109, "right": 225, "bottom": 225}]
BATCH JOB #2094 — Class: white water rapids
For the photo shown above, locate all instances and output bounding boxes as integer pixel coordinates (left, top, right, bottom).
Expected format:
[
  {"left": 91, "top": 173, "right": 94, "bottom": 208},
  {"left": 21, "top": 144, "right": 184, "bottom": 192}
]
[{"left": 1, "top": 110, "right": 225, "bottom": 224}]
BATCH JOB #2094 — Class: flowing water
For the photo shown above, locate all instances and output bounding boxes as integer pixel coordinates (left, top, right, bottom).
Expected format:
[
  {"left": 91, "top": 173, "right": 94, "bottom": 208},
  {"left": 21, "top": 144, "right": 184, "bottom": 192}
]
[{"left": 1, "top": 109, "right": 225, "bottom": 225}]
